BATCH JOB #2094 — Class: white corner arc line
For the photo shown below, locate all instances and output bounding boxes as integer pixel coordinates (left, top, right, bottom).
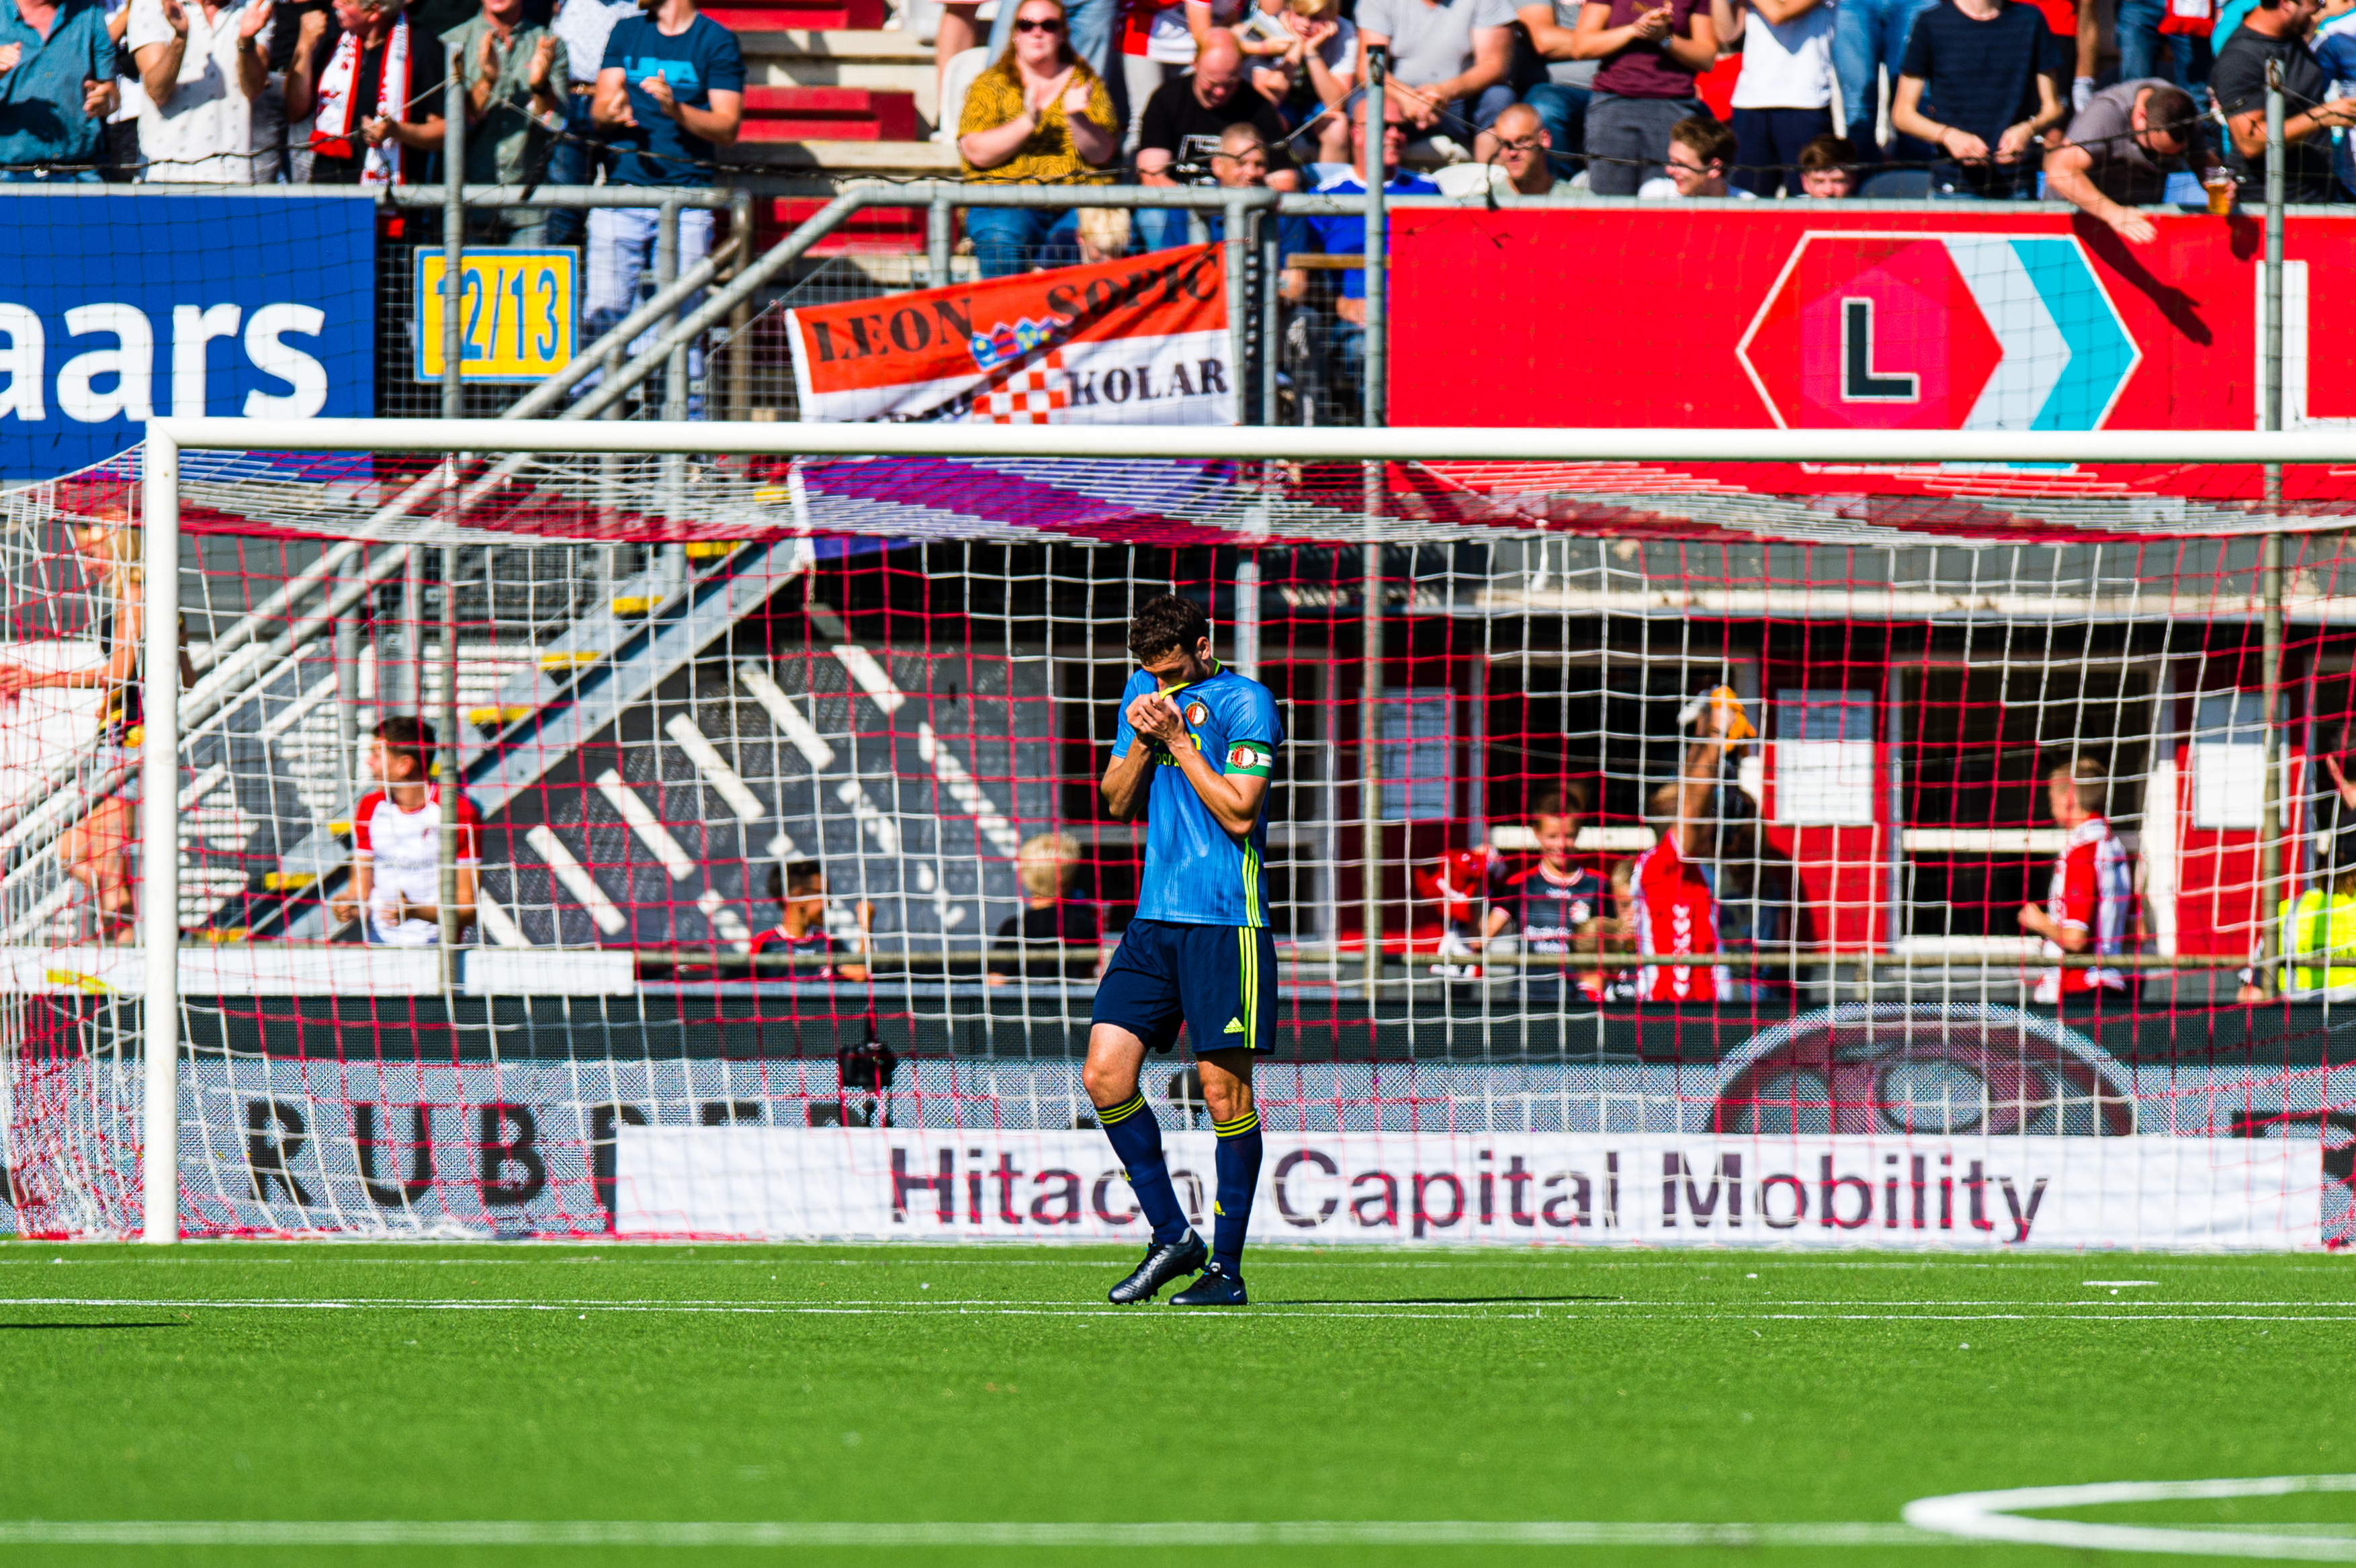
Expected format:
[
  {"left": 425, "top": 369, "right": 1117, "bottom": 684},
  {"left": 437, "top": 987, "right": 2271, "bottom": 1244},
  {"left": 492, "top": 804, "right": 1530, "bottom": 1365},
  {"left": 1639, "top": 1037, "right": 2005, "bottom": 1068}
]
[
  {"left": 523, "top": 826, "right": 627, "bottom": 937},
  {"left": 594, "top": 770, "right": 695, "bottom": 881},
  {"left": 1904, "top": 1475, "right": 2356, "bottom": 1559},
  {"left": 0, "top": 1520, "right": 1940, "bottom": 1549}
]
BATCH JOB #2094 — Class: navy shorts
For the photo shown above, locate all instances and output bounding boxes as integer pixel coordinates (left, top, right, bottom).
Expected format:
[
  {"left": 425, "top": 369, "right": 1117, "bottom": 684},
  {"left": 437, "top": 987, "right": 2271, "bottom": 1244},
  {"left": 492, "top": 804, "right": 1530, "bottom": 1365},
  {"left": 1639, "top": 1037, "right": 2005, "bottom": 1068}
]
[{"left": 1092, "top": 918, "right": 1276, "bottom": 1055}]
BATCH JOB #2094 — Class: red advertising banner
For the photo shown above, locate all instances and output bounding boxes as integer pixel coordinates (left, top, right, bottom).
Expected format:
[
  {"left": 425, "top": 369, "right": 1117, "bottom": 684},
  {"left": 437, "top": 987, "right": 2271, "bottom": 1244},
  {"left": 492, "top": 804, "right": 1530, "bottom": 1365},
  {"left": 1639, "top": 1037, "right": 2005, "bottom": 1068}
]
[
  {"left": 786, "top": 244, "right": 1233, "bottom": 425},
  {"left": 1388, "top": 208, "right": 2356, "bottom": 432}
]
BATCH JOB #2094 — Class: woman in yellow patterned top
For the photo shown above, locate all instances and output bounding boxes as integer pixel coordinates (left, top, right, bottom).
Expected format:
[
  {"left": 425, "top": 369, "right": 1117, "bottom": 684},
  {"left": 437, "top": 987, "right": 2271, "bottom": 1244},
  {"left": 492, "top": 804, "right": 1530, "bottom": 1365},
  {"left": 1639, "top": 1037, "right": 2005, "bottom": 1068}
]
[{"left": 957, "top": 0, "right": 1121, "bottom": 276}]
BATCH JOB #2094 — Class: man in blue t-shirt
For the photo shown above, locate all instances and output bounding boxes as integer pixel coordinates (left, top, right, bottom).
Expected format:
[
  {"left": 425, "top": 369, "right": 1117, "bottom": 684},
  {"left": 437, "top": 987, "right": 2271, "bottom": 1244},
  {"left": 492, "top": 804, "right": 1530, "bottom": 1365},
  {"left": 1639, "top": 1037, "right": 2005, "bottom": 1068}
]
[
  {"left": 585, "top": 0, "right": 743, "bottom": 415},
  {"left": 1088, "top": 595, "right": 1283, "bottom": 1309},
  {"left": 1295, "top": 97, "right": 1437, "bottom": 415},
  {"left": 1890, "top": 0, "right": 2066, "bottom": 197}
]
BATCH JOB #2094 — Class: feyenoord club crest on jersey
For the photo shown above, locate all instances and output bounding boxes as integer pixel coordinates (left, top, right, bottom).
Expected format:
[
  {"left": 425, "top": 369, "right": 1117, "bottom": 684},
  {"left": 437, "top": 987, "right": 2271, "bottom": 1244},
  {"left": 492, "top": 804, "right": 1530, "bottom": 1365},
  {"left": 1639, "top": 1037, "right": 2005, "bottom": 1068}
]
[{"left": 1185, "top": 702, "right": 1209, "bottom": 726}]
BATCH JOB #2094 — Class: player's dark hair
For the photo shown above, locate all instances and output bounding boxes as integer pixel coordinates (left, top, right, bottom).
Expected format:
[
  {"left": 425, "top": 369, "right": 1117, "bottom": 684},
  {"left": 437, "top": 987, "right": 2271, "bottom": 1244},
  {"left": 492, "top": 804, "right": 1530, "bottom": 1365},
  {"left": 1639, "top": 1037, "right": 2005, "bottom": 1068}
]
[
  {"left": 2050, "top": 753, "right": 2109, "bottom": 816},
  {"left": 1533, "top": 783, "right": 1589, "bottom": 821},
  {"left": 1127, "top": 594, "right": 1211, "bottom": 662},
  {"left": 769, "top": 860, "right": 826, "bottom": 903},
  {"left": 372, "top": 715, "right": 435, "bottom": 778}
]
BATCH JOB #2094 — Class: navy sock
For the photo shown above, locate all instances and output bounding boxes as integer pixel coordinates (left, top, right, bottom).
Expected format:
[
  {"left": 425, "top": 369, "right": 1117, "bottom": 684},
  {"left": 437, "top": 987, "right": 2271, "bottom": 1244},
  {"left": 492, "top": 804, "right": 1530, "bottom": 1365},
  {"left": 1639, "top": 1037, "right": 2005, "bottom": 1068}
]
[
  {"left": 1097, "top": 1093, "right": 1189, "bottom": 1246},
  {"left": 1211, "top": 1109, "right": 1263, "bottom": 1275}
]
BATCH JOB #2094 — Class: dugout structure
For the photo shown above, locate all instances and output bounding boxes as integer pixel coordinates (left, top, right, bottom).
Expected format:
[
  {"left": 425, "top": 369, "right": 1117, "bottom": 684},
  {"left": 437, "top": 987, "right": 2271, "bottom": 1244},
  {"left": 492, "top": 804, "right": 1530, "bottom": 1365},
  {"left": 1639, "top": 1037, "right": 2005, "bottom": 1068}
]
[{"left": 0, "top": 421, "right": 2350, "bottom": 1246}]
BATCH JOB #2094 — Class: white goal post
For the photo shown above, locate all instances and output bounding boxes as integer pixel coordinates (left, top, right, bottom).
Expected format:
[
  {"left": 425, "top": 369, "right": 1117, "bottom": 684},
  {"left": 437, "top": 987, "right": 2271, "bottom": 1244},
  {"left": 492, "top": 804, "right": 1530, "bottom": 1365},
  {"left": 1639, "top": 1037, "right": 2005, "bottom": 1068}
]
[{"left": 126, "top": 417, "right": 2356, "bottom": 1245}]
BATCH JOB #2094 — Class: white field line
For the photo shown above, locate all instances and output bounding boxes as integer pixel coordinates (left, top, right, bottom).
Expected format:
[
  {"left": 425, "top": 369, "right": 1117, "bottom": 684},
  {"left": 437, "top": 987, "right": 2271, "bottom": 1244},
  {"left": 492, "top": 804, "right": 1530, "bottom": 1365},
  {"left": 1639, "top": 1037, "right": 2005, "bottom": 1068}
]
[
  {"left": 1906, "top": 1474, "right": 2356, "bottom": 1561},
  {"left": 0, "top": 1520, "right": 1939, "bottom": 1549},
  {"left": 6, "top": 1296, "right": 2355, "bottom": 1324},
  {"left": 523, "top": 827, "right": 627, "bottom": 936}
]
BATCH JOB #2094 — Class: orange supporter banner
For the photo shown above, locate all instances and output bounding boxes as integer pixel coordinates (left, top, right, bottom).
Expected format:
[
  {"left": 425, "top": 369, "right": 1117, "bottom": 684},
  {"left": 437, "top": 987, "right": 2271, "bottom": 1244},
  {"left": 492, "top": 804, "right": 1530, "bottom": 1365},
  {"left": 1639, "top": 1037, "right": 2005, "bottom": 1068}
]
[{"left": 785, "top": 243, "right": 1235, "bottom": 425}]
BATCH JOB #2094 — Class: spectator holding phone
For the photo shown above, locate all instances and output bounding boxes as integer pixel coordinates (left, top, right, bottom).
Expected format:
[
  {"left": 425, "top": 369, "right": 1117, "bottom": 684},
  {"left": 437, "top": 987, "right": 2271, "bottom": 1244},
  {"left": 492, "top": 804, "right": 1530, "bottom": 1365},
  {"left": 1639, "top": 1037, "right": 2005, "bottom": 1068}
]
[
  {"left": 1568, "top": 0, "right": 1717, "bottom": 194},
  {"left": 1888, "top": 0, "right": 2066, "bottom": 198}
]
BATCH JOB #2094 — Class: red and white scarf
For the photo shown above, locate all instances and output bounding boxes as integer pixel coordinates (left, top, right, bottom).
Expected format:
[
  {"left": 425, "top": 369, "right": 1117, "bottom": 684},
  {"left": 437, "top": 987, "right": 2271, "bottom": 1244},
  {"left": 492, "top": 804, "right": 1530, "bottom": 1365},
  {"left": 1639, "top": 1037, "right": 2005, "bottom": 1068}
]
[{"left": 310, "top": 15, "right": 411, "bottom": 183}]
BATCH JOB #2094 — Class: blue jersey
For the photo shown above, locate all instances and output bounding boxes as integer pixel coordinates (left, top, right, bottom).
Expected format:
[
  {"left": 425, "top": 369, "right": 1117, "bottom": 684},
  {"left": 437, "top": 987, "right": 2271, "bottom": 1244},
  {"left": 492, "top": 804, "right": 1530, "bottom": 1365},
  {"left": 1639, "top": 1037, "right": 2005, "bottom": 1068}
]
[{"left": 1112, "top": 661, "right": 1282, "bottom": 927}]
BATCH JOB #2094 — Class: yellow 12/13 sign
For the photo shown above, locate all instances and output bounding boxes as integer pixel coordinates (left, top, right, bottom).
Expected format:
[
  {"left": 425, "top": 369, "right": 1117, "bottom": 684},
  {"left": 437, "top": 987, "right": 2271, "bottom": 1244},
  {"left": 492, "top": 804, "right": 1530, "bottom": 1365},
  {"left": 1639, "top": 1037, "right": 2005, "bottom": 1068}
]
[{"left": 415, "top": 248, "right": 576, "bottom": 382}]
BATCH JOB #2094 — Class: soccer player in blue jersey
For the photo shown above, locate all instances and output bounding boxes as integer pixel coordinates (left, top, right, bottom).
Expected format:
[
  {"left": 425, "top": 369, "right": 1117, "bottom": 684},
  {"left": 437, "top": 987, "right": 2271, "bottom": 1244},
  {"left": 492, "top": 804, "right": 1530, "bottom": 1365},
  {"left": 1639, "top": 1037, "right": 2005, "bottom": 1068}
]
[{"left": 1087, "top": 595, "right": 1283, "bottom": 1307}]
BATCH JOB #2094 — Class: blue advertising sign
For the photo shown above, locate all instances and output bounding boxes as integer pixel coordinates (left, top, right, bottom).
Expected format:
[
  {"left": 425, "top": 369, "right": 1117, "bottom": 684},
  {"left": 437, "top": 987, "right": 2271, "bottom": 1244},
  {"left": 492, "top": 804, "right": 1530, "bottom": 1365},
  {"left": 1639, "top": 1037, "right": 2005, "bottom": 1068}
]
[{"left": 0, "top": 192, "right": 376, "bottom": 480}]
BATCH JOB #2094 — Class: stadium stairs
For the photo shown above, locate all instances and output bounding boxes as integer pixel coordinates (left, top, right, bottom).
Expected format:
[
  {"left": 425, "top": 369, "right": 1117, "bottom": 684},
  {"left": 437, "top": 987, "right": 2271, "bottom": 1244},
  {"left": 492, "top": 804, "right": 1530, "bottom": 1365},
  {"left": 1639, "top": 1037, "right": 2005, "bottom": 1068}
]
[
  {"left": 127, "top": 537, "right": 1047, "bottom": 961},
  {"left": 709, "top": 5, "right": 951, "bottom": 257}
]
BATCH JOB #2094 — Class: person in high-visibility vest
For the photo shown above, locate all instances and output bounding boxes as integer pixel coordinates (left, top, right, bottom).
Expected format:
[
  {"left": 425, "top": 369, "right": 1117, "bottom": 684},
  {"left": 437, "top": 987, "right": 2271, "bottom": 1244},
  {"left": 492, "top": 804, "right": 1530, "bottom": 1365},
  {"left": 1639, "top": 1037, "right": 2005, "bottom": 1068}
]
[{"left": 2278, "top": 875, "right": 2356, "bottom": 993}]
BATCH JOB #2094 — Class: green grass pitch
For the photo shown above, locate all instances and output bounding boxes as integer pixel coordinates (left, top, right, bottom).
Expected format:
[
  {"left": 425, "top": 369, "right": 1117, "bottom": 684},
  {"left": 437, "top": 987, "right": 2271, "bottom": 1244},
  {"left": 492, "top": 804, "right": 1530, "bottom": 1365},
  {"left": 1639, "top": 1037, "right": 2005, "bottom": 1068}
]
[{"left": 2, "top": 1244, "right": 2352, "bottom": 1565}]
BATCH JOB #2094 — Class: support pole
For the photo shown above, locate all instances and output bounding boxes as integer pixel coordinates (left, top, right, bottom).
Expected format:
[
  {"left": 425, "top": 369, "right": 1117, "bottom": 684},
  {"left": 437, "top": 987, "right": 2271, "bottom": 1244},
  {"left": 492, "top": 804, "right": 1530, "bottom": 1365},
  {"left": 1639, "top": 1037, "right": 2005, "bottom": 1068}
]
[
  {"left": 1359, "top": 46, "right": 1388, "bottom": 996},
  {"left": 140, "top": 431, "right": 183, "bottom": 1244},
  {"left": 2258, "top": 60, "right": 2287, "bottom": 995},
  {"left": 441, "top": 43, "right": 466, "bottom": 425},
  {"left": 437, "top": 543, "right": 462, "bottom": 977},
  {"left": 657, "top": 198, "right": 687, "bottom": 593},
  {"left": 927, "top": 191, "right": 953, "bottom": 290},
  {"left": 1259, "top": 206, "right": 1280, "bottom": 424},
  {"left": 1224, "top": 188, "right": 1248, "bottom": 430},
  {"left": 726, "top": 187, "right": 752, "bottom": 423}
]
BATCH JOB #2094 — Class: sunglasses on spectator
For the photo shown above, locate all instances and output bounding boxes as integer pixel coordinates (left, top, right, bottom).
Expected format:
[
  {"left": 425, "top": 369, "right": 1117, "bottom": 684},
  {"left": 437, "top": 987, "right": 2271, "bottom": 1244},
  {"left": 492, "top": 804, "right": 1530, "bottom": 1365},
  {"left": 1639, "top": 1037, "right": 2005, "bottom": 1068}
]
[
  {"left": 1014, "top": 16, "right": 1065, "bottom": 32},
  {"left": 1496, "top": 134, "right": 1544, "bottom": 154}
]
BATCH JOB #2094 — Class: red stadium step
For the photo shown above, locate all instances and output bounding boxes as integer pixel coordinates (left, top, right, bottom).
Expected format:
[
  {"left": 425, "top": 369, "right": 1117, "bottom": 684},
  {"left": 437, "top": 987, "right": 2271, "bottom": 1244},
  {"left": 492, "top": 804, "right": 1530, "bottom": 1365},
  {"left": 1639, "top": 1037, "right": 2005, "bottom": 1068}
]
[
  {"left": 697, "top": 0, "right": 886, "bottom": 30},
  {"left": 754, "top": 196, "right": 926, "bottom": 255},
  {"left": 738, "top": 87, "right": 920, "bottom": 144}
]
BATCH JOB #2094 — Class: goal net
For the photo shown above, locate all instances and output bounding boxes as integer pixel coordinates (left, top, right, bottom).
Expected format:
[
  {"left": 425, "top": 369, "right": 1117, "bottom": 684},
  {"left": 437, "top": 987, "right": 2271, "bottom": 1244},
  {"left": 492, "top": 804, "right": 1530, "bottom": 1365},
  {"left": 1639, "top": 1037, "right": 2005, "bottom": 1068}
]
[{"left": 3, "top": 422, "right": 2350, "bottom": 1248}]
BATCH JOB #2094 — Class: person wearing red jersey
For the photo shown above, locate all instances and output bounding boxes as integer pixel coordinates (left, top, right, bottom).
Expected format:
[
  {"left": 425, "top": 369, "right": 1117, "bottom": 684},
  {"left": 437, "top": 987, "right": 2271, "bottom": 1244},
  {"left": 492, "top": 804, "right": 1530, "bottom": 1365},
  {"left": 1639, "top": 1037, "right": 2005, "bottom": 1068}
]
[
  {"left": 330, "top": 717, "right": 480, "bottom": 945},
  {"left": 1626, "top": 688, "right": 1751, "bottom": 1002},
  {"left": 2017, "top": 753, "right": 2132, "bottom": 1004},
  {"left": 749, "top": 859, "right": 870, "bottom": 982}
]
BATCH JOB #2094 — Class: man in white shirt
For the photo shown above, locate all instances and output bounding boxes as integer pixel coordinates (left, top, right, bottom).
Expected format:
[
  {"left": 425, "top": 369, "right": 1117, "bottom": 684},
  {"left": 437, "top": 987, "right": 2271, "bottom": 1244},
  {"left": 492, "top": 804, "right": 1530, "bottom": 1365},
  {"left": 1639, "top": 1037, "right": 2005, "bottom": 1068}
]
[
  {"left": 127, "top": 0, "right": 277, "bottom": 180},
  {"left": 330, "top": 716, "right": 482, "bottom": 947}
]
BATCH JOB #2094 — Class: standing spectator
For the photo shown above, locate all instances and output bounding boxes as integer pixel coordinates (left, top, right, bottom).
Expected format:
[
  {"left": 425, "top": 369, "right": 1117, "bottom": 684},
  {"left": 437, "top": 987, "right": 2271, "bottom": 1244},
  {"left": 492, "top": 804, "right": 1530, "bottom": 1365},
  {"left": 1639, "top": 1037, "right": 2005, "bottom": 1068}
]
[
  {"left": 957, "top": 0, "right": 1117, "bottom": 277},
  {"left": 1638, "top": 109, "right": 1751, "bottom": 190},
  {"left": 445, "top": 0, "right": 566, "bottom": 243},
  {"left": 2115, "top": 0, "right": 2210, "bottom": 100},
  {"left": 1135, "top": 28, "right": 1294, "bottom": 249},
  {"left": 1888, "top": 0, "right": 2066, "bottom": 198},
  {"left": 1830, "top": 0, "right": 1933, "bottom": 161},
  {"left": 1514, "top": 0, "right": 1597, "bottom": 177},
  {"left": 284, "top": 0, "right": 445, "bottom": 183},
  {"left": 2017, "top": 754, "right": 2130, "bottom": 1004},
  {"left": 1489, "top": 97, "right": 1557, "bottom": 189},
  {"left": 1357, "top": 0, "right": 1517, "bottom": 155},
  {"left": 1299, "top": 97, "right": 1435, "bottom": 408},
  {"left": 2317, "top": 3, "right": 2356, "bottom": 199},
  {"left": 586, "top": 0, "right": 740, "bottom": 404},
  {"left": 2210, "top": 0, "right": 2356, "bottom": 204},
  {"left": 126, "top": 0, "right": 276, "bottom": 179},
  {"left": 2042, "top": 79, "right": 2202, "bottom": 241},
  {"left": 1712, "top": 0, "right": 1835, "bottom": 194},
  {"left": 1796, "top": 127, "right": 1856, "bottom": 189},
  {"left": 988, "top": 831, "right": 1104, "bottom": 985},
  {"left": 0, "top": 0, "right": 118, "bottom": 178},
  {"left": 1626, "top": 688, "right": 1751, "bottom": 1004},
  {"left": 1569, "top": 0, "right": 1716, "bottom": 195},
  {"left": 546, "top": 0, "right": 636, "bottom": 242}
]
